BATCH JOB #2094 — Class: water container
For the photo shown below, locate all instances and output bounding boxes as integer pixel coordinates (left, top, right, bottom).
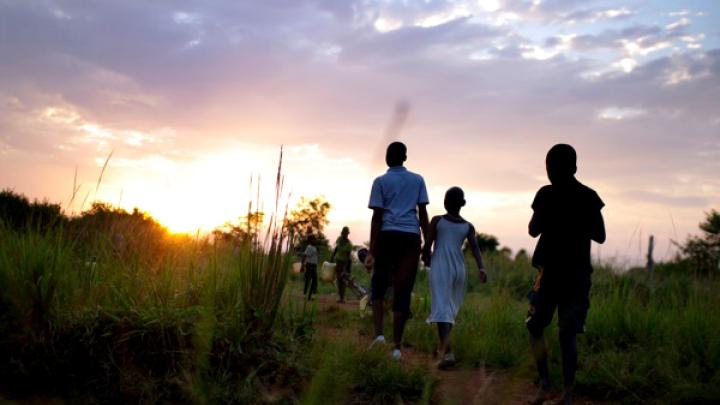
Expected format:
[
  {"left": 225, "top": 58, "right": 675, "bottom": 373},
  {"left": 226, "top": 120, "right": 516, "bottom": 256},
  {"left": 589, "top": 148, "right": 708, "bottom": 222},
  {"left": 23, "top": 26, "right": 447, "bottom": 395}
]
[
  {"left": 292, "top": 262, "right": 303, "bottom": 274},
  {"left": 320, "top": 261, "right": 336, "bottom": 282}
]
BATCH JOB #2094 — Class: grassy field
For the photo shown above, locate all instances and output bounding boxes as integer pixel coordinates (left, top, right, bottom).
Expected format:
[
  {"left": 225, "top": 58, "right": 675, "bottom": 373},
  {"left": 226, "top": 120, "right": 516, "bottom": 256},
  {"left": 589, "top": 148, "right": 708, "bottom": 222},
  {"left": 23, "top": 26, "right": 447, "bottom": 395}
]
[{"left": 1, "top": 220, "right": 719, "bottom": 404}]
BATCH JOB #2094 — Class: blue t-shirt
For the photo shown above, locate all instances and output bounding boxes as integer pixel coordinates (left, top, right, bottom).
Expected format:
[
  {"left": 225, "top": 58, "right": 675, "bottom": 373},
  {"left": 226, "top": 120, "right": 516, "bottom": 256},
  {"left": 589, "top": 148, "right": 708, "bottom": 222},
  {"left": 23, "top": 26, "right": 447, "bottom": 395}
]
[{"left": 368, "top": 166, "right": 429, "bottom": 235}]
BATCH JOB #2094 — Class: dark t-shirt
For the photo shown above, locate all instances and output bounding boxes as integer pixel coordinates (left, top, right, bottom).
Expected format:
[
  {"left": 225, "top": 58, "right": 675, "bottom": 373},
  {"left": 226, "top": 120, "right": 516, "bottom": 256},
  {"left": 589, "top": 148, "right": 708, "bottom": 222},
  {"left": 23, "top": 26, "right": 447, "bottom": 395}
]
[{"left": 531, "top": 179, "right": 604, "bottom": 277}]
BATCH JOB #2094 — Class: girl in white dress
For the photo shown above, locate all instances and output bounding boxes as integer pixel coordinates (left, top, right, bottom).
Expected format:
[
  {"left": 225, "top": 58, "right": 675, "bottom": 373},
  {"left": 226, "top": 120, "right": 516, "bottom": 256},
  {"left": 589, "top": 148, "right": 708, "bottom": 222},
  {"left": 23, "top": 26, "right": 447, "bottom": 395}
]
[{"left": 422, "top": 187, "right": 487, "bottom": 369}]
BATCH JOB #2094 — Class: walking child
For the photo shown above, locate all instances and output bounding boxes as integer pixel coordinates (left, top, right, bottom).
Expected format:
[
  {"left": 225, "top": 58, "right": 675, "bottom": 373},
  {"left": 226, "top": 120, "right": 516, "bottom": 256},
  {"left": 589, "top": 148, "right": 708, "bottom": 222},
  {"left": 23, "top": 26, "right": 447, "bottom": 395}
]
[
  {"left": 422, "top": 187, "right": 487, "bottom": 369},
  {"left": 366, "top": 141, "right": 429, "bottom": 360},
  {"left": 330, "top": 226, "right": 353, "bottom": 303},
  {"left": 331, "top": 227, "right": 369, "bottom": 300},
  {"left": 526, "top": 144, "right": 606, "bottom": 405},
  {"left": 302, "top": 234, "right": 319, "bottom": 301}
]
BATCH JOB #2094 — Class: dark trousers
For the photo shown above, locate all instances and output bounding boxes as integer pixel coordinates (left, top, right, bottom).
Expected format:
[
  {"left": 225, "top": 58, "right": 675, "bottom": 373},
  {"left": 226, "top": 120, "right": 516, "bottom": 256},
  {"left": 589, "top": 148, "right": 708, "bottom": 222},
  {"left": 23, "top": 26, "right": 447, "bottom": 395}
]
[
  {"left": 335, "top": 261, "right": 369, "bottom": 299},
  {"left": 304, "top": 263, "right": 318, "bottom": 299},
  {"left": 335, "top": 260, "right": 350, "bottom": 299},
  {"left": 371, "top": 231, "right": 421, "bottom": 314}
]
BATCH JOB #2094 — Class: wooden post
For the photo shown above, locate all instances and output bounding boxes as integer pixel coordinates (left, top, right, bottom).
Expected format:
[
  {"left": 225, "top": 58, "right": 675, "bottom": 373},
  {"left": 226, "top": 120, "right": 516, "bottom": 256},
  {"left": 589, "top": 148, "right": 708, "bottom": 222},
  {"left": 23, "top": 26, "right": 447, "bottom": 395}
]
[{"left": 646, "top": 235, "right": 655, "bottom": 275}]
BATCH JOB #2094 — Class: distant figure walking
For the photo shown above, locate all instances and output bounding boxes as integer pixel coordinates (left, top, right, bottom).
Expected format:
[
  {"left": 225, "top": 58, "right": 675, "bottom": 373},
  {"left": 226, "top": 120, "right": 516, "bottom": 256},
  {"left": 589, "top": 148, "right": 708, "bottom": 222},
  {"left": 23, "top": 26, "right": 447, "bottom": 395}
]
[
  {"left": 302, "top": 234, "right": 319, "bottom": 301},
  {"left": 366, "top": 142, "right": 429, "bottom": 360},
  {"left": 422, "top": 187, "right": 486, "bottom": 369},
  {"left": 331, "top": 226, "right": 353, "bottom": 303},
  {"left": 331, "top": 227, "right": 369, "bottom": 300},
  {"left": 526, "top": 144, "right": 606, "bottom": 405}
]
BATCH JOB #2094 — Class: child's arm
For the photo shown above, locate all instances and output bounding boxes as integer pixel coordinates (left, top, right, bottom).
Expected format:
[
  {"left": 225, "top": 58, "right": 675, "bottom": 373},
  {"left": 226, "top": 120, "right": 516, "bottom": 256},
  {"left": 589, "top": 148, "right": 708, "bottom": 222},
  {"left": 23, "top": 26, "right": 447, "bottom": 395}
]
[
  {"left": 528, "top": 188, "right": 546, "bottom": 237},
  {"left": 422, "top": 216, "right": 440, "bottom": 267},
  {"left": 590, "top": 209, "right": 606, "bottom": 243},
  {"left": 301, "top": 246, "right": 310, "bottom": 267},
  {"left": 529, "top": 212, "right": 543, "bottom": 237},
  {"left": 466, "top": 224, "right": 487, "bottom": 283},
  {"left": 419, "top": 204, "right": 430, "bottom": 246},
  {"left": 366, "top": 208, "right": 383, "bottom": 270}
]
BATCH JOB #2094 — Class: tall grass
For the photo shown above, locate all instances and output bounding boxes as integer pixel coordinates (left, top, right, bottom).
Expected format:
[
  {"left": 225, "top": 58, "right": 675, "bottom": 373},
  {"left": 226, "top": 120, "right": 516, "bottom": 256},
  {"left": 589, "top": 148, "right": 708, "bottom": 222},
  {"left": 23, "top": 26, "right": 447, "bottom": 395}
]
[
  {"left": 0, "top": 149, "right": 314, "bottom": 403},
  {"left": 398, "top": 251, "right": 720, "bottom": 402}
]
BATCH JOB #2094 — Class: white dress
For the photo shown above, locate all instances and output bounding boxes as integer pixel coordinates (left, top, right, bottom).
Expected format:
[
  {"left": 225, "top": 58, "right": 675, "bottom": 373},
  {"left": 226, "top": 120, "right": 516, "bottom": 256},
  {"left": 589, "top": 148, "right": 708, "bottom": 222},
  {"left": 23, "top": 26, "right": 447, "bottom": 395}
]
[{"left": 427, "top": 217, "right": 470, "bottom": 324}]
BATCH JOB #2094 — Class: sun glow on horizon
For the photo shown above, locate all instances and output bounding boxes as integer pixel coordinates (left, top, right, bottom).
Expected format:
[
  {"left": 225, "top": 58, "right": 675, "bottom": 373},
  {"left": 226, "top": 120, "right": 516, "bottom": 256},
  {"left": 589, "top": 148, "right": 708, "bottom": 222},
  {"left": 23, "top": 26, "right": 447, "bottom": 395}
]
[{"left": 82, "top": 143, "right": 377, "bottom": 235}]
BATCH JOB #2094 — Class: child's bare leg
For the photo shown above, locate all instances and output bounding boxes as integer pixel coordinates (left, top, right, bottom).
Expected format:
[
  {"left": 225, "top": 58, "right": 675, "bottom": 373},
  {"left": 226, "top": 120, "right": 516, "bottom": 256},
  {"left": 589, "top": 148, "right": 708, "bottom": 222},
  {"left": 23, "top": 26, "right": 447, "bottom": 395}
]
[
  {"left": 392, "top": 311, "right": 408, "bottom": 350},
  {"left": 437, "top": 322, "right": 453, "bottom": 354},
  {"left": 531, "top": 331, "right": 551, "bottom": 389},
  {"left": 559, "top": 329, "right": 577, "bottom": 404},
  {"left": 529, "top": 329, "right": 552, "bottom": 404},
  {"left": 373, "top": 300, "right": 384, "bottom": 337}
]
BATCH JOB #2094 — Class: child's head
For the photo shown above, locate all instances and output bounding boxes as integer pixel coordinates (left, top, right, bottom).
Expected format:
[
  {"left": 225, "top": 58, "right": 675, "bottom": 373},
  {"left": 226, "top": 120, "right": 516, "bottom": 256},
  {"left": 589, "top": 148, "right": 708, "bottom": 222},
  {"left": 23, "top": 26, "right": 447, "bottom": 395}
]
[
  {"left": 385, "top": 141, "right": 407, "bottom": 167},
  {"left": 307, "top": 233, "right": 316, "bottom": 244},
  {"left": 546, "top": 144, "right": 577, "bottom": 185},
  {"left": 341, "top": 226, "right": 350, "bottom": 238},
  {"left": 444, "top": 186, "right": 466, "bottom": 214}
]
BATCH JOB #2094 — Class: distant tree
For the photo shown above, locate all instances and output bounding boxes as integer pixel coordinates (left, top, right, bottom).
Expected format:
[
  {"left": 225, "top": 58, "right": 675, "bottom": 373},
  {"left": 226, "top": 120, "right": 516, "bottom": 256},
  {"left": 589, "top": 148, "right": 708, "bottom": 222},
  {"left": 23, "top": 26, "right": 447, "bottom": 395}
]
[
  {"left": 499, "top": 246, "right": 513, "bottom": 258},
  {"left": 515, "top": 248, "right": 530, "bottom": 264},
  {"left": 475, "top": 233, "right": 500, "bottom": 253},
  {"left": 285, "top": 196, "right": 331, "bottom": 251},
  {"left": 213, "top": 211, "right": 265, "bottom": 246},
  {"left": 680, "top": 209, "right": 720, "bottom": 275},
  {"left": 0, "top": 189, "right": 66, "bottom": 231},
  {"left": 70, "top": 202, "right": 168, "bottom": 263}
]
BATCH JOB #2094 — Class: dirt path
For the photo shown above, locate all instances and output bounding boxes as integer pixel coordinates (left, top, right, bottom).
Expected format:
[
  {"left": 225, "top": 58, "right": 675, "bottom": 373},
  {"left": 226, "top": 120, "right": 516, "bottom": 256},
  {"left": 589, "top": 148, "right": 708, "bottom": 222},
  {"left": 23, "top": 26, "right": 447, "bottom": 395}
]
[{"left": 311, "top": 293, "right": 599, "bottom": 405}]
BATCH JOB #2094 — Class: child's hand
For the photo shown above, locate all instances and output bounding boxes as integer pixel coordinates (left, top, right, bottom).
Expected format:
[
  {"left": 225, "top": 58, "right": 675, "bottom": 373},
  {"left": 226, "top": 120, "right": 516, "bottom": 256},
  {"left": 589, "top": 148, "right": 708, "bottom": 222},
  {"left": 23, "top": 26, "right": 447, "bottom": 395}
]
[
  {"left": 421, "top": 249, "right": 431, "bottom": 267},
  {"left": 364, "top": 253, "right": 375, "bottom": 272},
  {"left": 478, "top": 269, "right": 488, "bottom": 283}
]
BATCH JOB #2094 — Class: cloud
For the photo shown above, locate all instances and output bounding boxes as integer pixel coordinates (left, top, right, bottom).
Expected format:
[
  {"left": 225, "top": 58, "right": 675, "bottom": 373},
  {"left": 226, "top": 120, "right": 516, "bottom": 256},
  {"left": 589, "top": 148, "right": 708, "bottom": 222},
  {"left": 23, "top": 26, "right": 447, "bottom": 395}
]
[
  {"left": 597, "top": 107, "right": 647, "bottom": 121},
  {"left": 0, "top": 0, "right": 718, "bottom": 263}
]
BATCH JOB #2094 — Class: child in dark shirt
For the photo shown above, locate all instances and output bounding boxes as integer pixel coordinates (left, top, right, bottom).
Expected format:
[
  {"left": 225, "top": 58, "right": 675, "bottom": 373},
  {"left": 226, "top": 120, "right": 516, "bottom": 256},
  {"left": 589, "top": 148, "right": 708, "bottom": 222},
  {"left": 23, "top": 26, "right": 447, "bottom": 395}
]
[{"left": 527, "top": 144, "right": 606, "bottom": 405}]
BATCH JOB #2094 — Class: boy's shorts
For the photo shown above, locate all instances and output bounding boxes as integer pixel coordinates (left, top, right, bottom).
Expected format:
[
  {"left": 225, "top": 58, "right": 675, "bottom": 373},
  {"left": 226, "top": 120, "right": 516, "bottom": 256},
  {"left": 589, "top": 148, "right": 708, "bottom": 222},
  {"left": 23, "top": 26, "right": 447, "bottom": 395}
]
[
  {"left": 371, "top": 231, "right": 421, "bottom": 314},
  {"left": 526, "top": 267, "right": 591, "bottom": 335}
]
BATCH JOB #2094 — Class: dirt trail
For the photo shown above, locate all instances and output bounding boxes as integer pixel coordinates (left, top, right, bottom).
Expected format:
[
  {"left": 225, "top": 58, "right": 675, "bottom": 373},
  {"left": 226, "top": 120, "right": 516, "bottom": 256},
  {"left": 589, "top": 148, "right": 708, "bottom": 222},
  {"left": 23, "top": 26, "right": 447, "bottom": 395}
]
[{"left": 311, "top": 294, "right": 598, "bottom": 405}]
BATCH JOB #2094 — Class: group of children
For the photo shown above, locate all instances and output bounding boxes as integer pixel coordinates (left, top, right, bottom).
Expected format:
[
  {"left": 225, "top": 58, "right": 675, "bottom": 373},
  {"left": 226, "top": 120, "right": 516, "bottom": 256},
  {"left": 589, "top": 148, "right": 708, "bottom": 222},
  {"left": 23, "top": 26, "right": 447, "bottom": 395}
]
[{"left": 302, "top": 141, "right": 605, "bottom": 405}]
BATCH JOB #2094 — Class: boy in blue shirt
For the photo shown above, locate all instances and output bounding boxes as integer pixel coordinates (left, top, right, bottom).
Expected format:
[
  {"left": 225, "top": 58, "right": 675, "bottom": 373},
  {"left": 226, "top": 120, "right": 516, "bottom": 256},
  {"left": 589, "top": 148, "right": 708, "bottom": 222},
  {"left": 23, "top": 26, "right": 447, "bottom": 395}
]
[{"left": 366, "top": 142, "right": 429, "bottom": 360}]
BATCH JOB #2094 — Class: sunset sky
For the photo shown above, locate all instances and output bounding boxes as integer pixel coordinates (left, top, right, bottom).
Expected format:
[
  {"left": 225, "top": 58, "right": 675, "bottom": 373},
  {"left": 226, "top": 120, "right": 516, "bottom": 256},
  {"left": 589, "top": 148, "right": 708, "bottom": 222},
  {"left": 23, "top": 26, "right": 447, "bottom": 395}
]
[{"left": 1, "top": 0, "right": 719, "bottom": 267}]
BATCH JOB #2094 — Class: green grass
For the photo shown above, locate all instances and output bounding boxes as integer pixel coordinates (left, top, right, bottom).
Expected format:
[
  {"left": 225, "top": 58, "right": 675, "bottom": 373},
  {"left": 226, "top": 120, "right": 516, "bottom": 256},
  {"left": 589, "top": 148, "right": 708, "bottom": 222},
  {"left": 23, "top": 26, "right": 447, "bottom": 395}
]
[
  {"left": 2, "top": 217, "right": 719, "bottom": 403},
  {"left": 301, "top": 337, "right": 433, "bottom": 405},
  {"left": 0, "top": 221, "right": 313, "bottom": 403},
  {"left": 395, "top": 252, "right": 720, "bottom": 403}
]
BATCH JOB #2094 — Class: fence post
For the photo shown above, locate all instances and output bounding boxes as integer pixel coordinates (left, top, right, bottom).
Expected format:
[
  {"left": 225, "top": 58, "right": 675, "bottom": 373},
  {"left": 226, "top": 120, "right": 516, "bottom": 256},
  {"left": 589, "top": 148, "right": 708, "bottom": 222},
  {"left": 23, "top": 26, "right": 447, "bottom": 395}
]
[{"left": 646, "top": 235, "right": 655, "bottom": 276}]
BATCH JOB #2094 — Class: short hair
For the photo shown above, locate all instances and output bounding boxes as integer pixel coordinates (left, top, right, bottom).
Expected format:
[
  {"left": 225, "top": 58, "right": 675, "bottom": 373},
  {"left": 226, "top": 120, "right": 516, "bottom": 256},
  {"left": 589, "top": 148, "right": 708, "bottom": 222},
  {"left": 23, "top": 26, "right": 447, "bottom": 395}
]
[
  {"left": 386, "top": 142, "right": 407, "bottom": 165},
  {"left": 445, "top": 186, "right": 464, "bottom": 203},
  {"left": 546, "top": 144, "right": 577, "bottom": 171}
]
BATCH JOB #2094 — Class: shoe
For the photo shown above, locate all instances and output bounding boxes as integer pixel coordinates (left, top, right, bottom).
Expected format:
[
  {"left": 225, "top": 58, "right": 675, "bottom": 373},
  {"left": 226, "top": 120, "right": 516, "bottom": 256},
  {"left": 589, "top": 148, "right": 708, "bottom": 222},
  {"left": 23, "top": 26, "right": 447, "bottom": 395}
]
[
  {"left": 437, "top": 352, "right": 456, "bottom": 369},
  {"left": 370, "top": 335, "right": 386, "bottom": 348},
  {"left": 392, "top": 348, "right": 402, "bottom": 360}
]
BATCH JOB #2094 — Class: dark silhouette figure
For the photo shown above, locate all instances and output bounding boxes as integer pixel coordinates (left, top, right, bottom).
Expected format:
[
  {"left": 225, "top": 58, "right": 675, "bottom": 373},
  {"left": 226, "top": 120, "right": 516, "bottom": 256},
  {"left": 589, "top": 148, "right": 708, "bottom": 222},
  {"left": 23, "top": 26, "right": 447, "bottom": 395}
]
[
  {"left": 366, "top": 141, "right": 430, "bottom": 360},
  {"left": 330, "top": 226, "right": 353, "bottom": 302},
  {"left": 527, "top": 144, "right": 606, "bottom": 405},
  {"left": 302, "top": 234, "right": 319, "bottom": 301}
]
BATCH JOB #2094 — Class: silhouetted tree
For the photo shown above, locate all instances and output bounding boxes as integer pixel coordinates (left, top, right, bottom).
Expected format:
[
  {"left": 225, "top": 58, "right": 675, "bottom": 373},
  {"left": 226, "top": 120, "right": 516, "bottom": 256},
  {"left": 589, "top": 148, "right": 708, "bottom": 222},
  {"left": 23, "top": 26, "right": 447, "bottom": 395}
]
[
  {"left": 69, "top": 202, "right": 168, "bottom": 264},
  {"left": 475, "top": 232, "right": 500, "bottom": 253},
  {"left": 285, "top": 196, "right": 331, "bottom": 251},
  {"left": 515, "top": 248, "right": 530, "bottom": 264},
  {"left": 0, "top": 189, "right": 66, "bottom": 231},
  {"left": 213, "top": 211, "right": 265, "bottom": 246},
  {"left": 680, "top": 209, "right": 720, "bottom": 275}
]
